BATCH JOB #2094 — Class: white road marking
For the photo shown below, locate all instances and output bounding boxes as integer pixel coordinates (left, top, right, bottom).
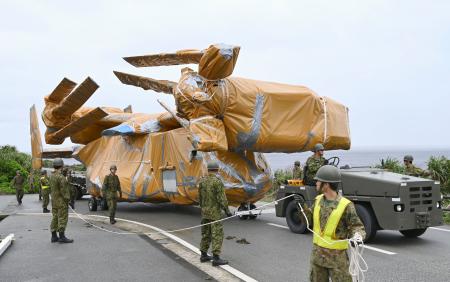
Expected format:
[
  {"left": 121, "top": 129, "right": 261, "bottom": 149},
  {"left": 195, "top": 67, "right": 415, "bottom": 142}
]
[
  {"left": 430, "top": 227, "right": 450, "bottom": 233},
  {"left": 267, "top": 223, "right": 289, "bottom": 229},
  {"left": 363, "top": 245, "right": 396, "bottom": 255},
  {"left": 267, "top": 223, "right": 397, "bottom": 255}
]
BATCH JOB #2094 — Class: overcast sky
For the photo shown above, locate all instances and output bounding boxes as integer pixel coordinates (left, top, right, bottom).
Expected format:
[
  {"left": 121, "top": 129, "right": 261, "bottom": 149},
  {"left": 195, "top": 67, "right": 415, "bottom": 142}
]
[{"left": 1, "top": 0, "right": 449, "bottom": 153}]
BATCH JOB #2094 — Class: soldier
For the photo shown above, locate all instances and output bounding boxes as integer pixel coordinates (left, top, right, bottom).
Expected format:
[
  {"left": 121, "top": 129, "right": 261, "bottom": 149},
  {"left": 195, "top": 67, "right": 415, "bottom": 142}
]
[
  {"left": 293, "top": 161, "right": 303, "bottom": 179},
  {"left": 403, "top": 155, "right": 426, "bottom": 177},
  {"left": 40, "top": 170, "right": 50, "bottom": 213},
  {"left": 303, "top": 143, "right": 328, "bottom": 186},
  {"left": 102, "top": 165, "right": 122, "bottom": 224},
  {"left": 198, "top": 161, "right": 232, "bottom": 266},
  {"left": 63, "top": 168, "right": 75, "bottom": 209},
  {"left": 49, "top": 158, "right": 73, "bottom": 243},
  {"left": 303, "top": 165, "right": 365, "bottom": 281},
  {"left": 11, "top": 170, "right": 25, "bottom": 205}
]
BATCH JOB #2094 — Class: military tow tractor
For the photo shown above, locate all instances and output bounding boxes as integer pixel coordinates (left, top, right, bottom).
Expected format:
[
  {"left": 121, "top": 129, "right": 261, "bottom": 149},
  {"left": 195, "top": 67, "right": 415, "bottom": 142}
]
[
  {"left": 68, "top": 172, "right": 88, "bottom": 200},
  {"left": 275, "top": 160, "right": 443, "bottom": 242}
]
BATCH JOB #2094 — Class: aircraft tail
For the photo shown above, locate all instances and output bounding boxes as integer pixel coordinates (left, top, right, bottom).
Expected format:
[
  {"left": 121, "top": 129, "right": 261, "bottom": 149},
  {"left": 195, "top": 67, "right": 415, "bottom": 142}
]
[{"left": 30, "top": 105, "right": 43, "bottom": 170}]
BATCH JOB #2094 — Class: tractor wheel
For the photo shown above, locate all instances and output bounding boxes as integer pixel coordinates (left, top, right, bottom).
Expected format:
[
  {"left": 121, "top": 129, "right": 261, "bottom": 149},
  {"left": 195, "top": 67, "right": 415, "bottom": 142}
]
[
  {"left": 88, "top": 197, "right": 97, "bottom": 212},
  {"left": 355, "top": 203, "right": 377, "bottom": 242},
  {"left": 286, "top": 199, "right": 308, "bottom": 234}
]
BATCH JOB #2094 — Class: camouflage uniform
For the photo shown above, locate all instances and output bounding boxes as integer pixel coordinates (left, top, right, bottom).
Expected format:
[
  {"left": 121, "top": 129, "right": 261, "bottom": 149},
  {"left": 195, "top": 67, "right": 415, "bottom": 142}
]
[
  {"left": 50, "top": 170, "right": 70, "bottom": 233},
  {"left": 102, "top": 174, "right": 121, "bottom": 220},
  {"left": 40, "top": 175, "right": 50, "bottom": 209},
  {"left": 293, "top": 166, "right": 303, "bottom": 179},
  {"left": 11, "top": 174, "right": 25, "bottom": 204},
  {"left": 307, "top": 194, "right": 366, "bottom": 282},
  {"left": 304, "top": 156, "right": 328, "bottom": 186},
  {"left": 199, "top": 174, "right": 230, "bottom": 256},
  {"left": 404, "top": 164, "right": 425, "bottom": 177}
]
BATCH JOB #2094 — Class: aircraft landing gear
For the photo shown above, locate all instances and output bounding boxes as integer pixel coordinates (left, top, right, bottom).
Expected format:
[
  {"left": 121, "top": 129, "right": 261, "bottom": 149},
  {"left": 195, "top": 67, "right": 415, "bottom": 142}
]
[{"left": 237, "top": 203, "right": 258, "bottom": 220}]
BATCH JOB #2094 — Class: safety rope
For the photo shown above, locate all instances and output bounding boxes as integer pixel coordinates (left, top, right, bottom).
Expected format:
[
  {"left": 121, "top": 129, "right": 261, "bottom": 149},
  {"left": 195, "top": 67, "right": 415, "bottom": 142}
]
[{"left": 296, "top": 202, "right": 368, "bottom": 282}]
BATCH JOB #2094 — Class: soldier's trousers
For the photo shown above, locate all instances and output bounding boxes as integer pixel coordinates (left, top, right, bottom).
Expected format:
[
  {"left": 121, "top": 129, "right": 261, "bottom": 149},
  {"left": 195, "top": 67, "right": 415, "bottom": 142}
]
[
  {"left": 16, "top": 189, "right": 24, "bottom": 203},
  {"left": 42, "top": 189, "right": 50, "bottom": 209},
  {"left": 50, "top": 205, "right": 69, "bottom": 232},
  {"left": 200, "top": 219, "right": 224, "bottom": 255},
  {"left": 310, "top": 260, "right": 352, "bottom": 282},
  {"left": 107, "top": 196, "right": 117, "bottom": 219}
]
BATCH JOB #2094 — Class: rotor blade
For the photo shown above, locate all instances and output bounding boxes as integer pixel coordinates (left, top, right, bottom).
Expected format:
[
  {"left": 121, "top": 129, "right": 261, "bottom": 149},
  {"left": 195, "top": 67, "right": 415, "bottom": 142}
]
[
  {"left": 47, "top": 107, "right": 108, "bottom": 144},
  {"left": 47, "top": 78, "right": 77, "bottom": 103},
  {"left": 123, "top": 49, "right": 203, "bottom": 68},
  {"left": 113, "top": 71, "right": 176, "bottom": 94},
  {"left": 157, "top": 99, "right": 189, "bottom": 128},
  {"left": 52, "top": 77, "right": 99, "bottom": 117}
]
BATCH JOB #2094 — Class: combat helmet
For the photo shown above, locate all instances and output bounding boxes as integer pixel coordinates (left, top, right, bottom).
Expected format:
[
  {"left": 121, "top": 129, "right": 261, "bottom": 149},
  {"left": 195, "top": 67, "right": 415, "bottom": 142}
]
[
  {"left": 110, "top": 164, "right": 117, "bottom": 170},
  {"left": 314, "top": 165, "right": 341, "bottom": 183},
  {"left": 294, "top": 161, "right": 301, "bottom": 166},
  {"left": 53, "top": 158, "right": 64, "bottom": 168},
  {"left": 404, "top": 155, "right": 413, "bottom": 162},
  {"left": 313, "top": 143, "right": 325, "bottom": 152},
  {"left": 207, "top": 160, "right": 220, "bottom": 171}
]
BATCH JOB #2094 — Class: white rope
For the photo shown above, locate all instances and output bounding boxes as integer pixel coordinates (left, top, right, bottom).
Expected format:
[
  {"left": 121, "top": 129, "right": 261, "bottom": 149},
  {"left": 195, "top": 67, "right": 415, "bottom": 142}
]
[
  {"left": 297, "top": 202, "right": 368, "bottom": 282},
  {"left": 69, "top": 194, "right": 295, "bottom": 237}
]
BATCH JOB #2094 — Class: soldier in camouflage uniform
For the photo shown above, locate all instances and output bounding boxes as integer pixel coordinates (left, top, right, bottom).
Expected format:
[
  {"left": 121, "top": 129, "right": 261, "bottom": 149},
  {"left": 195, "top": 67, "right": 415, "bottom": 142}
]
[
  {"left": 303, "top": 143, "right": 328, "bottom": 186},
  {"left": 293, "top": 161, "right": 303, "bottom": 179},
  {"left": 102, "top": 165, "right": 122, "bottom": 224},
  {"left": 40, "top": 170, "right": 50, "bottom": 213},
  {"left": 11, "top": 170, "right": 25, "bottom": 205},
  {"left": 199, "top": 161, "right": 232, "bottom": 266},
  {"left": 49, "top": 158, "right": 73, "bottom": 243},
  {"left": 403, "top": 155, "right": 426, "bottom": 177},
  {"left": 300, "top": 165, "right": 365, "bottom": 282}
]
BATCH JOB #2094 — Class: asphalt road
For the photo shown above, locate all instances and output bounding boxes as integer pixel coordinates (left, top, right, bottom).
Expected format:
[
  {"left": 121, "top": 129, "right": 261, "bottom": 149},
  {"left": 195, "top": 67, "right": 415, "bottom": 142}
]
[{"left": 4, "top": 194, "right": 450, "bottom": 281}]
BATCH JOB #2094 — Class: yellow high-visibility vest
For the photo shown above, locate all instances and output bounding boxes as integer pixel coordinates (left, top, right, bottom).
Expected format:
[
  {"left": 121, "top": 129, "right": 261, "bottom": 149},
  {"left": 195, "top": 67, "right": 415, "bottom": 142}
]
[
  {"left": 313, "top": 194, "right": 351, "bottom": 250},
  {"left": 40, "top": 177, "right": 49, "bottom": 190}
]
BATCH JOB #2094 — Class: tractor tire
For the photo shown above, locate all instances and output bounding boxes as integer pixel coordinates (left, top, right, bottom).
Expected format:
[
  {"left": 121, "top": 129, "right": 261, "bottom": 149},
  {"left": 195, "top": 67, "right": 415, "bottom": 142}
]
[
  {"left": 285, "top": 200, "right": 308, "bottom": 234},
  {"left": 355, "top": 203, "right": 377, "bottom": 242},
  {"left": 76, "top": 188, "right": 83, "bottom": 200},
  {"left": 88, "top": 197, "right": 97, "bottom": 212},
  {"left": 400, "top": 228, "right": 427, "bottom": 238}
]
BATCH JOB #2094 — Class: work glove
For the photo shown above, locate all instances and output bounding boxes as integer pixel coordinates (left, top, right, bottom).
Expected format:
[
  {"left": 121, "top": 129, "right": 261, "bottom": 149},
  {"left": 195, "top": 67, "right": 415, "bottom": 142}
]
[{"left": 350, "top": 232, "right": 363, "bottom": 247}]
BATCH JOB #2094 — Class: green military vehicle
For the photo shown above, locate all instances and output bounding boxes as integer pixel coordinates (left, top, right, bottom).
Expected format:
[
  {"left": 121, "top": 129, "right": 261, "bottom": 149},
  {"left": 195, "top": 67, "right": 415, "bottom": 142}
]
[{"left": 275, "top": 162, "right": 444, "bottom": 242}]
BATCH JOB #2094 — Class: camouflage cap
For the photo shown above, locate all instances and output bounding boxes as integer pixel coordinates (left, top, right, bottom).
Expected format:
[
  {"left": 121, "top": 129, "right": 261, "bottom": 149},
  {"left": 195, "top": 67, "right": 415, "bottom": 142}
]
[
  {"left": 110, "top": 164, "right": 117, "bottom": 170},
  {"left": 53, "top": 158, "right": 64, "bottom": 168},
  {"left": 207, "top": 161, "right": 219, "bottom": 171},
  {"left": 313, "top": 143, "right": 325, "bottom": 152},
  {"left": 404, "top": 155, "right": 413, "bottom": 162},
  {"left": 314, "top": 165, "right": 341, "bottom": 183}
]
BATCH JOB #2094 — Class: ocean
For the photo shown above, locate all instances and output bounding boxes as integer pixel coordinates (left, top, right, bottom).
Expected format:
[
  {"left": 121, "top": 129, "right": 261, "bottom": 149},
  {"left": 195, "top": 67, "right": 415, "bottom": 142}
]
[{"left": 264, "top": 148, "right": 450, "bottom": 171}]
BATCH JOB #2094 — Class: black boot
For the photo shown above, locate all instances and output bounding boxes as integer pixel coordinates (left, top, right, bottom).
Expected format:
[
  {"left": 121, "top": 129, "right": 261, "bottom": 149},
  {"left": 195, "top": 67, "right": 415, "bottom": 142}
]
[
  {"left": 51, "top": 231, "right": 59, "bottom": 243},
  {"left": 43, "top": 208, "right": 50, "bottom": 213},
  {"left": 200, "top": 251, "right": 213, "bottom": 263},
  {"left": 58, "top": 232, "right": 74, "bottom": 243},
  {"left": 110, "top": 217, "right": 116, "bottom": 224},
  {"left": 212, "top": 255, "right": 228, "bottom": 266}
]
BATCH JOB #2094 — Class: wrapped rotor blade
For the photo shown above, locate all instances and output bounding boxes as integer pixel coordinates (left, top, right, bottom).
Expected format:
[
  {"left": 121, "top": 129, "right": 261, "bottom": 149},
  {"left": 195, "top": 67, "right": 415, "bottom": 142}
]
[
  {"left": 114, "top": 71, "right": 176, "bottom": 94},
  {"left": 47, "top": 107, "right": 107, "bottom": 144},
  {"left": 47, "top": 78, "right": 77, "bottom": 103},
  {"left": 52, "top": 77, "right": 99, "bottom": 117},
  {"left": 157, "top": 99, "right": 189, "bottom": 128},
  {"left": 123, "top": 49, "right": 203, "bottom": 67},
  {"left": 29, "top": 105, "right": 43, "bottom": 170}
]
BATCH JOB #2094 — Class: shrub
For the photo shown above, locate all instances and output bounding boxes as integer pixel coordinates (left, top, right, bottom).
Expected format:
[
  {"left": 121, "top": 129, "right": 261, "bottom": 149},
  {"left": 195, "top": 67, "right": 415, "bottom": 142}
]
[{"left": 427, "top": 156, "right": 450, "bottom": 195}]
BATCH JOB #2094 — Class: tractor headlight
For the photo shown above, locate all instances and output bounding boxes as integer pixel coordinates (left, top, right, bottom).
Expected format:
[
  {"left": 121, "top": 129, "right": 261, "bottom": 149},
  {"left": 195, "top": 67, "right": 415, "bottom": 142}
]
[{"left": 394, "top": 204, "right": 404, "bottom": 212}]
